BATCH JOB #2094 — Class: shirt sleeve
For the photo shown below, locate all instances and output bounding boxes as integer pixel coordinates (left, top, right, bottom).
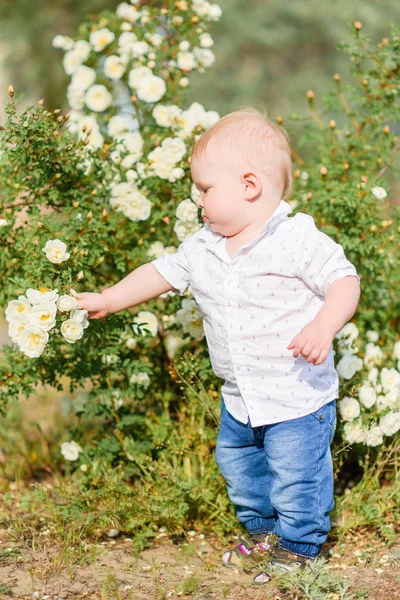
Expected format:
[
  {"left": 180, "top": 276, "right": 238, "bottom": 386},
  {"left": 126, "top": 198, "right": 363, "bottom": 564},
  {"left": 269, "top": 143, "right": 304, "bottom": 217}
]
[
  {"left": 150, "top": 240, "right": 191, "bottom": 296},
  {"left": 295, "top": 213, "right": 360, "bottom": 297}
]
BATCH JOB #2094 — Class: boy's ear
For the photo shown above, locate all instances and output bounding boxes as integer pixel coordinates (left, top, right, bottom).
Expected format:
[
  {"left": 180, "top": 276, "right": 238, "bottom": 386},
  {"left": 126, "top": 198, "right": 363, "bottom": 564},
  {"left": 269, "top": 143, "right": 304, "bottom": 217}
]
[{"left": 242, "top": 172, "right": 261, "bottom": 200}]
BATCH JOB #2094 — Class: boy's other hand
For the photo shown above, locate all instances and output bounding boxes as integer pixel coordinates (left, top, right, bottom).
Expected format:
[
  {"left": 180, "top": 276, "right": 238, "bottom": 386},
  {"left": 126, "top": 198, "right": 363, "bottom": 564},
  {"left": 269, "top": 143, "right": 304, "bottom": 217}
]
[
  {"left": 287, "top": 320, "right": 336, "bottom": 365},
  {"left": 70, "top": 289, "right": 109, "bottom": 319}
]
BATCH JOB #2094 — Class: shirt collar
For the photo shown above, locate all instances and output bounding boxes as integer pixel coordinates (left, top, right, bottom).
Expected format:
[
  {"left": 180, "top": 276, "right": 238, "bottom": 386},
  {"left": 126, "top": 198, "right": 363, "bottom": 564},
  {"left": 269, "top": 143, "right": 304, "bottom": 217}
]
[{"left": 199, "top": 199, "right": 293, "bottom": 245}]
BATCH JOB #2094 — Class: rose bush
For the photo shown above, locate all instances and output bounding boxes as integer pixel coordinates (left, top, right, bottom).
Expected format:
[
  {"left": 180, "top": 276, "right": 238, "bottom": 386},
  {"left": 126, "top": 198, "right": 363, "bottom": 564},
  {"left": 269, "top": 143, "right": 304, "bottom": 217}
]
[{"left": 0, "top": 3, "right": 399, "bottom": 488}]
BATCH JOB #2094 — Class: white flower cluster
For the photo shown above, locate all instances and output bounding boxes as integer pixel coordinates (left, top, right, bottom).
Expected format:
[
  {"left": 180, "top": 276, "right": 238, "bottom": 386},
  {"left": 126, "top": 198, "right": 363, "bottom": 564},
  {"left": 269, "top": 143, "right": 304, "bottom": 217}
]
[
  {"left": 152, "top": 101, "right": 219, "bottom": 140},
  {"left": 132, "top": 310, "right": 159, "bottom": 337},
  {"left": 6, "top": 288, "right": 89, "bottom": 358},
  {"left": 175, "top": 298, "right": 204, "bottom": 339},
  {"left": 174, "top": 198, "right": 201, "bottom": 241},
  {"left": 147, "top": 241, "right": 177, "bottom": 259},
  {"left": 61, "top": 440, "right": 83, "bottom": 461},
  {"left": 335, "top": 324, "right": 400, "bottom": 446},
  {"left": 109, "top": 181, "right": 151, "bottom": 221}
]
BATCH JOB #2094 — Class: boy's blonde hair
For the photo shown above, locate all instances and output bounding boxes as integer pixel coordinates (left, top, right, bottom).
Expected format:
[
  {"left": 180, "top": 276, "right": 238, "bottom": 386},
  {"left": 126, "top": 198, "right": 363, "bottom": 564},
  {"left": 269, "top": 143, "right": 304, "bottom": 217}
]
[{"left": 191, "top": 105, "right": 292, "bottom": 200}]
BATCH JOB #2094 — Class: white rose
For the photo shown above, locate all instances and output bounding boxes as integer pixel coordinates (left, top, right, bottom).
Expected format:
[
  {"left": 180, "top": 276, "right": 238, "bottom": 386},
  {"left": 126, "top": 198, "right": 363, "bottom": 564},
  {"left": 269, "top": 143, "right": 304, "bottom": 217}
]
[
  {"left": 128, "top": 66, "right": 153, "bottom": 88},
  {"left": 132, "top": 311, "right": 158, "bottom": 336},
  {"left": 104, "top": 55, "right": 126, "bottom": 80},
  {"left": 60, "top": 319, "right": 84, "bottom": 343},
  {"left": 377, "top": 394, "right": 391, "bottom": 410},
  {"left": 107, "top": 115, "right": 130, "bottom": 137},
  {"left": 63, "top": 50, "right": 82, "bottom": 75},
  {"left": 339, "top": 396, "right": 361, "bottom": 421},
  {"left": 336, "top": 355, "right": 363, "bottom": 380},
  {"left": 199, "top": 110, "right": 220, "bottom": 129},
  {"left": 90, "top": 28, "right": 115, "bottom": 52},
  {"left": 199, "top": 32, "right": 214, "bottom": 47},
  {"left": 193, "top": 47, "right": 215, "bottom": 67},
  {"left": 381, "top": 368, "right": 400, "bottom": 394},
  {"left": 42, "top": 239, "right": 70, "bottom": 264},
  {"left": 367, "top": 366, "right": 379, "bottom": 386},
  {"left": 185, "top": 320, "right": 205, "bottom": 340},
  {"left": 125, "top": 337, "right": 137, "bottom": 350},
  {"left": 179, "top": 41, "right": 190, "bottom": 51},
  {"left": 26, "top": 288, "right": 59, "bottom": 305},
  {"left": 335, "top": 322, "right": 359, "bottom": 343},
  {"left": 371, "top": 186, "right": 387, "bottom": 200},
  {"left": 160, "top": 137, "right": 187, "bottom": 162},
  {"left": 176, "top": 298, "right": 202, "bottom": 327},
  {"left": 114, "top": 131, "right": 144, "bottom": 162},
  {"left": 179, "top": 77, "right": 190, "bottom": 88},
  {"left": 5, "top": 295, "right": 31, "bottom": 322},
  {"left": 145, "top": 32, "right": 163, "bottom": 47},
  {"left": 366, "top": 330, "right": 379, "bottom": 343},
  {"left": 147, "top": 241, "right": 165, "bottom": 258},
  {"left": 71, "top": 65, "right": 96, "bottom": 90},
  {"left": 393, "top": 340, "right": 400, "bottom": 360},
  {"left": 364, "top": 342, "right": 384, "bottom": 366},
  {"left": 169, "top": 167, "right": 185, "bottom": 182},
  {"left": 358, "top": 383, "right": 376, "bottom": 408},
  {"left": 379, "top": 412, "right": 400, "bottom": 437},
  {"left": 85, "top": 84, "right": 112, "bottom": 112},
  {"left": 70, "top": 309, "right": 89, "bottom": 329},
  {"left": 8, "top": 317, "right": 30, "bottom": 343},
  {"left": 18, "top": 327, "right": 49, "bottom": 358},
  {"left": 164, "top": 334, "right": 184, "bottom": 360},
  {"left": 29, "top": 302, "right": 57, "bottom": 331},
  {"left": 131, "top": 41, "right": 150, "bottom": 57},
  {"left": 173, "top": 219, "right": 201, "bottom": 241},
  {"left": 208, "top": 3, "right": 223, "bottom": 20},
  {"left": 176, "top": 199, "right": 199, "bottom": 222},
  {"left": 61, "top": 441, "right": 82, "bottom": 461},
  {"left": 343, "top": 420, "right": 366, "bottom": 444},
  {"left": 0, "top": 218, "right": 8, "bottom": 227},
  {"left": 136, "top": 75, "right": 166, "bottom": 103},
  {"left": 384, "top": 388, "right": 400, "bottom": 409},
  {"left": 116, "top": 2, "right": 140, "bottom": 22},
  {"left": 152, "top": 104, "right": 181, "bottom": 127},
  {"left": 129, "top": 372, "right": 151, "bottom": 388},
  {"left": 57, "top": 295, "right": 78, "bottom": 313},
  {"left": 67, "top": 84, "right": 85, "bottom": 110},
  {"left": 364, "top": 426, "right": 383, "bottom": 447},
  {"left": 74, "top": 40, "right": 91, "bottom": 61},
  {"left": 177, "top": 51, "right": 196, "bottom": 71},
  {"left": 52, "top": 35, "right": 74, "bottom": 50},
  {"left": 174, "top": 110, "right": 198, "bottom": 137}
]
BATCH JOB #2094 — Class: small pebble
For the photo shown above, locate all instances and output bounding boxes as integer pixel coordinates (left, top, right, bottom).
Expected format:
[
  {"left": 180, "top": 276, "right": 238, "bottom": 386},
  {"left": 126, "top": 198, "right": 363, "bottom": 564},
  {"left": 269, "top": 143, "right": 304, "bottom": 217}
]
[{"left": 107, "top": 529, "right": 119, "bottom": 538}]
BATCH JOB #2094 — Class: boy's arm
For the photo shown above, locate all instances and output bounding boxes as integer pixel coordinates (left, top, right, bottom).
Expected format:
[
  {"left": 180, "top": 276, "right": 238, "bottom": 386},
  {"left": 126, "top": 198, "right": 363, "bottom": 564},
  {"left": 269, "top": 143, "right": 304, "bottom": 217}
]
[
  {"left": 288, "top": 276, "right": 360, "bottom": 365},
  {"left": 101, "top": 263, "right": 176, "bottom": 315}
]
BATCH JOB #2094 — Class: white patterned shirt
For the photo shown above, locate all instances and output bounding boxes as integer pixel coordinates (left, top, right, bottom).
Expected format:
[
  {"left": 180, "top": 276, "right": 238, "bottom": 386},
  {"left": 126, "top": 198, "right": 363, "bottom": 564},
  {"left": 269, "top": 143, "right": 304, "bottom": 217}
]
[{"left": 151, "top": 200, "right": 360, "bottom": 426}]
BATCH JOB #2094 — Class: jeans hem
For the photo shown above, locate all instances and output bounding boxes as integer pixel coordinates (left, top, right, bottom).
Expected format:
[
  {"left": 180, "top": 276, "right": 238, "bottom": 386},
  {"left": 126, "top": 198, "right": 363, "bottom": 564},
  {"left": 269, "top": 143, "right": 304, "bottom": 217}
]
[
  {"left": 246, "top": 517, "right": 275, "bottom": 535},
  {"left": 277, "top": 537, "right": 323, "bottom": 559}
]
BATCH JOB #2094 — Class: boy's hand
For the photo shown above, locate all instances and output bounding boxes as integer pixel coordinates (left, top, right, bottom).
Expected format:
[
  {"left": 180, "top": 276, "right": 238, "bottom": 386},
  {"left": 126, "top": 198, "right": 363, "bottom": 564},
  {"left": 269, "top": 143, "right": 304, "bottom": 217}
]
[
  {"left": 287, "top": 320, "right": 336, "bottom": 365},
  {"left": 70, "top": 289, "right": 109, "bottom": 320}
]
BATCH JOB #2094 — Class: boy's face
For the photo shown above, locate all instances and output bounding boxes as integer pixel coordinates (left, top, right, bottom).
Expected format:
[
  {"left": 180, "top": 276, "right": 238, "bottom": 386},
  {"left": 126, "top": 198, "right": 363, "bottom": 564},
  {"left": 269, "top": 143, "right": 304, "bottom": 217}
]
[{"left": 191, "top": 143, "right": 250, "bottom": 237}]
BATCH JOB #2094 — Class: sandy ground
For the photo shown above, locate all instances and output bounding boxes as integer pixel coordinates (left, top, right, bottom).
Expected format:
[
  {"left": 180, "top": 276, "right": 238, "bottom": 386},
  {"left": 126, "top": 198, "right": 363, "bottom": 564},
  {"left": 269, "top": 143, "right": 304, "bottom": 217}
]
[{"left": 0, "top": 525, "right": 399, "bottom": 600}]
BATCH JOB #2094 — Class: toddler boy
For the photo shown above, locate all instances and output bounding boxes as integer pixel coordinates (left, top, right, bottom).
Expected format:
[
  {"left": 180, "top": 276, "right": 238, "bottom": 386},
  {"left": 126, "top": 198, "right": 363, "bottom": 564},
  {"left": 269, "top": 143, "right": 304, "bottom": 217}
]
[{"left": 74, "top": 108, "right": 360, "bottom": 583}]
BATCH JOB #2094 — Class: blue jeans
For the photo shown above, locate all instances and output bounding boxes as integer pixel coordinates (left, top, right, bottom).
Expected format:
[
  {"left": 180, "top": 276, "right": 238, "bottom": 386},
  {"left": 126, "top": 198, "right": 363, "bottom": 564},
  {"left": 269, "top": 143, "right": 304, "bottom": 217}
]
[{"left": 215, "top": 397, "right": 337, "bottom": 558}]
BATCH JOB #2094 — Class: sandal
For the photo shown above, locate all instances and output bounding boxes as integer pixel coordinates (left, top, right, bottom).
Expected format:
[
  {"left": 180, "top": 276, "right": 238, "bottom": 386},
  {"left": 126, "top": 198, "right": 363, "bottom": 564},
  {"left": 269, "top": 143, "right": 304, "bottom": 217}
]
[{"left": 222, "top": 532, "right": 274, "bottom": 572}]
